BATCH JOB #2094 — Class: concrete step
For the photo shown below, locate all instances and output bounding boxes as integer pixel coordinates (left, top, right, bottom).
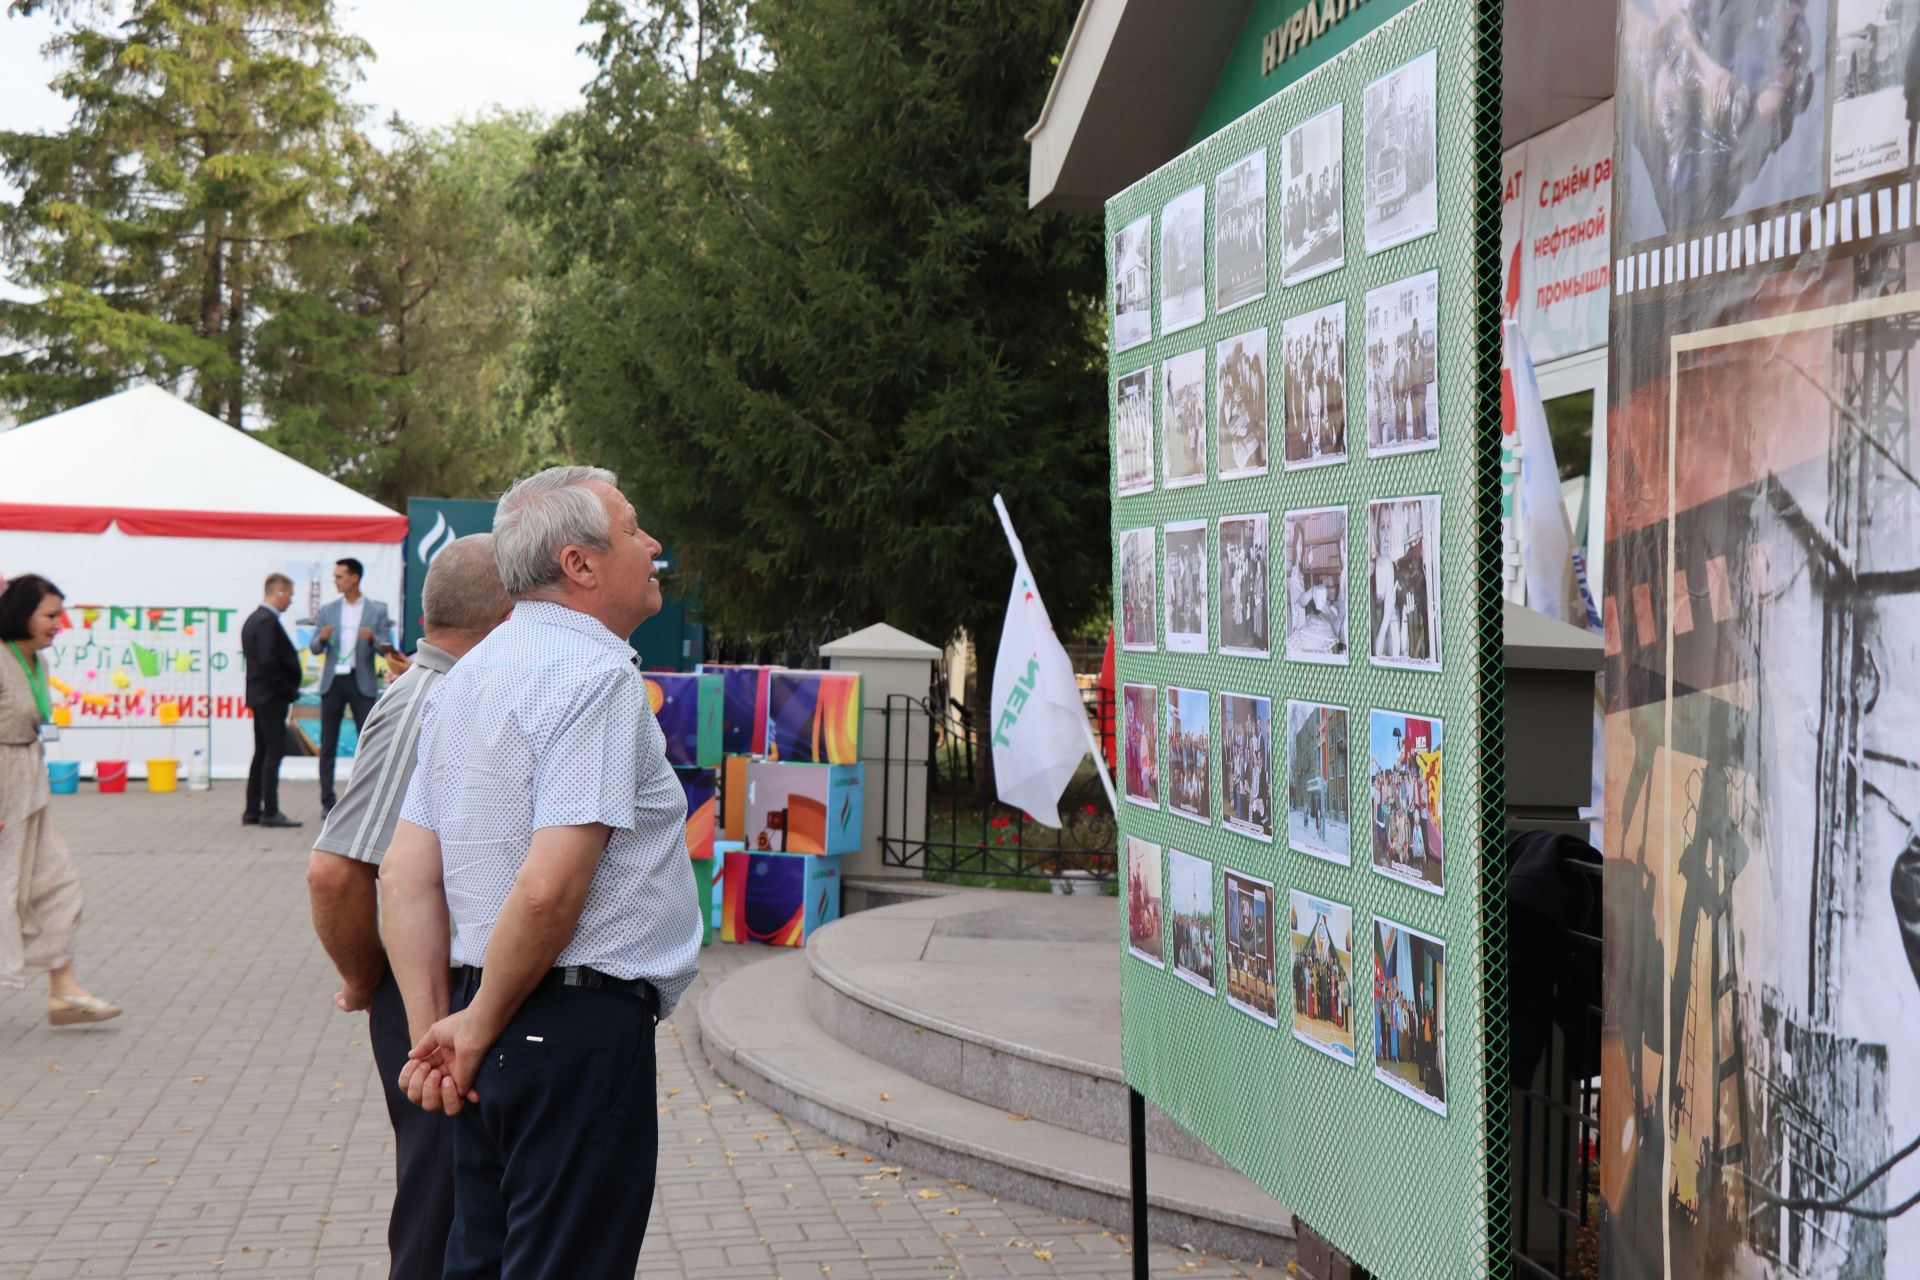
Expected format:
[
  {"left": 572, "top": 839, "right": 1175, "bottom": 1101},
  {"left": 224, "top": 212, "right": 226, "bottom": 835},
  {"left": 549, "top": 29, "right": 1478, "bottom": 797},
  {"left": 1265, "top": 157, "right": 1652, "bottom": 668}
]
[{"left": 700, "top": 950, "right": 1296, "bottom": 1268}]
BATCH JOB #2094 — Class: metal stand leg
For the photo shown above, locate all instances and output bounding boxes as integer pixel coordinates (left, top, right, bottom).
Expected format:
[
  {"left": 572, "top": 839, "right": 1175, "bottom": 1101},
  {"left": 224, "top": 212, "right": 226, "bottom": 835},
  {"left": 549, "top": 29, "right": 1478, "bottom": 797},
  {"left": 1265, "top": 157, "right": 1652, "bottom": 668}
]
[{"left": 1130, "top": 1087, "right": 1149, "bottom": 1279}]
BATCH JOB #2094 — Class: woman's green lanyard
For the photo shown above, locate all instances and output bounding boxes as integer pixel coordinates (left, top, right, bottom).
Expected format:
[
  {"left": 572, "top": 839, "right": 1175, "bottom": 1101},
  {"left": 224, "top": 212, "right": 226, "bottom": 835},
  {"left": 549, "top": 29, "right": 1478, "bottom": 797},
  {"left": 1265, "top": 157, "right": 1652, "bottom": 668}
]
[{"left": 6, "top": 640, "right": 53, "bottom": 725}]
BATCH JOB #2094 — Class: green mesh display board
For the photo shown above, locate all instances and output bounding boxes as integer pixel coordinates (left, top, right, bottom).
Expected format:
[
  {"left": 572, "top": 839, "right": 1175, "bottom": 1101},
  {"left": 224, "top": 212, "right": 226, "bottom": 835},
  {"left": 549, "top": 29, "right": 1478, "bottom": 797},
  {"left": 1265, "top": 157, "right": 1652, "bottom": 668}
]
[{"left": 1106, "top": 2, "right": 1505, "bottom": 1277}]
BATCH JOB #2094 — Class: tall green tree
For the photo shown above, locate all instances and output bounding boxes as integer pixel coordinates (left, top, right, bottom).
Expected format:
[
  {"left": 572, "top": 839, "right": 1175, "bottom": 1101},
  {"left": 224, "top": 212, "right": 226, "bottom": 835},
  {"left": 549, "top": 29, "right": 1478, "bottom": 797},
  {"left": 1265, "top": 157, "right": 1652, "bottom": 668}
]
[
  {"left": 0, "top": 0, "right": 371, "bottom": 427},
  {"left": 524, "top": 0, "right": 1108, "bottom": 680}
]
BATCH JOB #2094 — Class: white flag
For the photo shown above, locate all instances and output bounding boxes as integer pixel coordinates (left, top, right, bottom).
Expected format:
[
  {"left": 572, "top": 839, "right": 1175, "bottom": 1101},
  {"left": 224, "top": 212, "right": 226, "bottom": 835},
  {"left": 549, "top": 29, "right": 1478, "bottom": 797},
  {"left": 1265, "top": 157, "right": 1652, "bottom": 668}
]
[
  {"left": 989, "top": 495, "right": 1094, "bottom": 828},
  {"left": 1504, "top": 321, "right": 1586, "bottom": 625}
]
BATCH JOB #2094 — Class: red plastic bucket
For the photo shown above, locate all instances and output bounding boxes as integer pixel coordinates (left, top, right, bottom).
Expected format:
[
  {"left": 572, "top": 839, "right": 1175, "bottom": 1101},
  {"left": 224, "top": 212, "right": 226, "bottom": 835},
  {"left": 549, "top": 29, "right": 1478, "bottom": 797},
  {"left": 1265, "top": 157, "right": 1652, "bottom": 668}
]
[{"left": 96, "top": 760, "right": 128, "bottom": 793}]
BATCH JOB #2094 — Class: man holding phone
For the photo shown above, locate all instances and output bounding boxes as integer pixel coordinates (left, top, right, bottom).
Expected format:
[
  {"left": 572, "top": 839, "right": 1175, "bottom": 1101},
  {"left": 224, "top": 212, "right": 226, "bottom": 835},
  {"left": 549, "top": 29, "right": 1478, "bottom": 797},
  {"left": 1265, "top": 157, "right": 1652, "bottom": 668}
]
[{"left": 310, "top": 558, "right": 395, "bottom": 814}]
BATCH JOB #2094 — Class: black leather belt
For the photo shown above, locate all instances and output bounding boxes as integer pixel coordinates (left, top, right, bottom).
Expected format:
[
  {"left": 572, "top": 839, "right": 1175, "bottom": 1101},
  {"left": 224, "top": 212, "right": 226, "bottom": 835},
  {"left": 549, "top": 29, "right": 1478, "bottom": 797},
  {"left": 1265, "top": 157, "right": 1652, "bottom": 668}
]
[{"left": 454, "top": 964, "right": 660, "bottom": 1019}]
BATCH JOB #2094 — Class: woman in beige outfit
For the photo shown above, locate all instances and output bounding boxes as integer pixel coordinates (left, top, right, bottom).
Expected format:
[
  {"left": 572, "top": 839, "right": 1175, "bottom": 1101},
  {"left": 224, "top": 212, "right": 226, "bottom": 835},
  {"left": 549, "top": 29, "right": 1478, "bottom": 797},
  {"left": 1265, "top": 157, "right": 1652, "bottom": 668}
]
[{"left": 0, "top": 573, "right": 119, "bottom": 1024}]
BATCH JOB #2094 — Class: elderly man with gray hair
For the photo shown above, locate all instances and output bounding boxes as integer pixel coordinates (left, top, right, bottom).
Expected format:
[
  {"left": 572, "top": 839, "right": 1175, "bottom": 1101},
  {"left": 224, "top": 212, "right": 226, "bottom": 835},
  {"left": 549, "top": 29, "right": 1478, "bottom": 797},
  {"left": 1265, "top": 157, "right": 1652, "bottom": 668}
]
[
  {"left": 381, "top": 465, "right": 700, "bottom": 1279},
  {"left": 307, "top": 533, "right": 514, "bottom": 1280}
]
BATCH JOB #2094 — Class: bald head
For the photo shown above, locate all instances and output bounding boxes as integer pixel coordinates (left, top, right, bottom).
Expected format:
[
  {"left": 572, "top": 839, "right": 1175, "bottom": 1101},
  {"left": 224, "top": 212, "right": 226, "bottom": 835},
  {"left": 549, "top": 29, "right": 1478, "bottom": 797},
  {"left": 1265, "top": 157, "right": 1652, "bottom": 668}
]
[{"left": 422, "top": 534, "right": 513, "bottom": 639}]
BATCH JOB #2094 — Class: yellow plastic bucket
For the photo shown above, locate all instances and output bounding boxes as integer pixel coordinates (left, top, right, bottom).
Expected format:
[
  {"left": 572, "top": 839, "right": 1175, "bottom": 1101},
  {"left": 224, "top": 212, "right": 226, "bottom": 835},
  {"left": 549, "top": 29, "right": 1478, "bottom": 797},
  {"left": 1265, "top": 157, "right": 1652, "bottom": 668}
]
[{"left": 145, "top": 758, "right": 180, "bottom": 793}]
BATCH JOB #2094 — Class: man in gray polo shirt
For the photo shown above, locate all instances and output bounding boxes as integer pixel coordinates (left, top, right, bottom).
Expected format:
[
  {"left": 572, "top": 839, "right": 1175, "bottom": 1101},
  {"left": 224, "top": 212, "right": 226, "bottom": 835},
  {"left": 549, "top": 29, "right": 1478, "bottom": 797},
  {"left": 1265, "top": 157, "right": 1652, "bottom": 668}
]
[{"left": 306, "top": 534, "right": 512, "bottom": 1280}]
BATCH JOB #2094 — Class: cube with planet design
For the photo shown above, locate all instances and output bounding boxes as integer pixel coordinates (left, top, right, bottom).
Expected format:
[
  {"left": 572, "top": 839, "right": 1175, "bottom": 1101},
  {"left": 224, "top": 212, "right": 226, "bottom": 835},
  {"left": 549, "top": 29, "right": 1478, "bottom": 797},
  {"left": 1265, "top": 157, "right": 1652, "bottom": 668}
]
[
  {"left": 720, "top": 847, "right": 844, "bottom": 947},
  {"left": 676, "top": 766, "right": 718, "bottom": 861},
  {"left": 697, "top": 662, "right": 778, "bottom": 756},
  {"left": 645, "top": 672, "right": 723, "bottom": 768},
  {"left": 743, "top": 759, "right": 864, "bottom": 856},
  {"left": 765, "top": 671, "right": 861, "bottom": 765}
]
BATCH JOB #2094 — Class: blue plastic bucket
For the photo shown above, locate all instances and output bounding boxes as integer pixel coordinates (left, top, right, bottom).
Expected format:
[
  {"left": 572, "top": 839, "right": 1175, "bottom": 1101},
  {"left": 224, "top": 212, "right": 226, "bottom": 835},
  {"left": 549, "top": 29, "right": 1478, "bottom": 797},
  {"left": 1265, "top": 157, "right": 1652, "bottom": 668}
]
[{"left": 47, "top": 761, "right": 80, "bottom": 794}]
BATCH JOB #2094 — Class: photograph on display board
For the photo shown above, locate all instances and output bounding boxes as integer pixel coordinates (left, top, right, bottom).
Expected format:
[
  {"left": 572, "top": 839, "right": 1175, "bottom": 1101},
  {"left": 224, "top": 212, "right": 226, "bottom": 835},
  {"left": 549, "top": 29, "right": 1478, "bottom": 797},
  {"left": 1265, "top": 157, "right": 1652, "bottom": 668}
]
[
  {"left": 1368, "top": 709, "right": 1444, "bottom": 895},
  {"left": 1215, "top": 327, "right": 1270, "bottom": 480},
  {"left": 1367, "top": 495, "right": 1441, "bottom": 672},
  {"left": 1119, "top": 526, "right": 1157, "bottom": 652},
  {"left": 1289, "top": 889, "right": 1356, "bottom": 1065},
  {"left": 1217, "top": 513, "right": 1271, "bottom": 659},
  {"left": 1219, "top": 692, "right": 1274, "bottom": 843},
  {"left": 1361, "top": 49, "right": 1439, "bottom": 253},
  {"left": 1372, "top": 916, "right": 1446, "bottom": 1115},
  {"left": 1112, "top": 213, "right": 1153, "bottom": 352},
  {"left": 1363, "top": 270, "right": 1439, "bottom": 456},
  {"left": 1161, "top": 185, "right": 1207, "bottom": 334},
  {"left": 1214, "top": 146, "right": 1268, "bottom": 313},
  {"left": 1116, "top": 366, "right": 1155, "bottom": 496},
  {"left": 1162, "top": 348, "right": 1207, "bottom": 489},
  {"left": 1165, "top": 686, "right": 1213, "bottom": 826},
  {"left": 1126, "top": 837, "right": 1165, "bottom": 969},
  {"left": 1830, "top": 0, "right": 1919, "bottom": 183},
  {"left": 1282, "top": 301, "right": 1349, "bottom": 469},
  {"left": 1283, "top": 506, "right": 1349, "bottom": 664},
  {"left": 1123, "top": 683, "right": 1161, "bottom": 810},
  {"left": 1163, "top": 520, "right": 1209, "bottom": 653},
  {"left": 1286, "top": 700, "right": 1351, "bottom": 867},
  {"left": 1222, "top": 869, "right": 1278, "bottom": 1026},
  {"left": 1280, "top": 103, "right": 1345, "bottom": 285},
  {"left": 1168, "top": 848, "right": 1216, "bottom": 994}
]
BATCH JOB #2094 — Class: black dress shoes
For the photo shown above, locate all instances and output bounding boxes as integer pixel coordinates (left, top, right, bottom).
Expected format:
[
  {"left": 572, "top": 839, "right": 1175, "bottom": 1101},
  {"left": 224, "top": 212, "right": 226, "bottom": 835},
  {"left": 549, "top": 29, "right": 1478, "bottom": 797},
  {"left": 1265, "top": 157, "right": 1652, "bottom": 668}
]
[
  {"left": 260, "top": 813, "right": 303, "bottom": 828},
  {"left": 241, "top": 812, "right": 261, "bottom": 826}
]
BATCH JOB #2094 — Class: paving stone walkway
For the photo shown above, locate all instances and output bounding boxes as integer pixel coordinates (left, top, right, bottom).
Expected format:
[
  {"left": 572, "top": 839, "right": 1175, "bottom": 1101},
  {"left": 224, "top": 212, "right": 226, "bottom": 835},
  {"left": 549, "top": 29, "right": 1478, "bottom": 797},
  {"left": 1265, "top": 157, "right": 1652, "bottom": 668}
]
[{"left": 0, "top": 789, "right": 1264, "bottom": 1279}]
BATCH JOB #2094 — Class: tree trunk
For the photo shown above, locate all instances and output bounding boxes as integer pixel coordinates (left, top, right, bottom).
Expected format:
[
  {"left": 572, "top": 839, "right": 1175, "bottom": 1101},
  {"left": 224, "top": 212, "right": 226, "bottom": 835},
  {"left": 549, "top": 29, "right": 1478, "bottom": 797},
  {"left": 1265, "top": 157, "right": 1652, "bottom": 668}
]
[
  {"left": 225, "top": 244, "right": 245, "bottom": 429},
  {"left": 966, "top": 617, "right": 998, "bottom": 806}
]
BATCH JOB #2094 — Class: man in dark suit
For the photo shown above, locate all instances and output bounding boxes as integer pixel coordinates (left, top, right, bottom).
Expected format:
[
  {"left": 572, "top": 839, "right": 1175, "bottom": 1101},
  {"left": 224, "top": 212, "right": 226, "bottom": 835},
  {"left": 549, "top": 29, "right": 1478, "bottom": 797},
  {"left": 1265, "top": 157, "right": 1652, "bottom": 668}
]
[
  {"left": 308, "top": 558, "right": 393, "bottom": 813},
  {"left": 242, "top": 573, "right": 303, "bottom": 828}
]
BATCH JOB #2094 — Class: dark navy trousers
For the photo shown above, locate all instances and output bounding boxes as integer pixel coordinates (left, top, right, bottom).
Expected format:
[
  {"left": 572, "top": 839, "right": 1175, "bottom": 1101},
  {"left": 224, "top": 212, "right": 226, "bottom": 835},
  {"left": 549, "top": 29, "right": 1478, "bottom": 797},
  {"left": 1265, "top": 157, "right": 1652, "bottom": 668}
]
[
  {"left": 368, "top": 972, "right": 457, "bottom": 1280},
  {"left": 442, "top": 972, "right": 660, "bottom": 1280}
]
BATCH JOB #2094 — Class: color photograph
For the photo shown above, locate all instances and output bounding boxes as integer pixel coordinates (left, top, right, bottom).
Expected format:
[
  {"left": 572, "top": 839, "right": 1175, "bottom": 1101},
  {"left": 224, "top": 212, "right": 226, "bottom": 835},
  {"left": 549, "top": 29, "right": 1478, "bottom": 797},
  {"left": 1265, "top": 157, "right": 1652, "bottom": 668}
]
[
  {"left": 1283, "top": 506, "right": 1348, "bottom": 664},
  {"left": 1112, "top": 212, "right": 1152, "bottom": 351},
  {"left": 1162, "top": 347, "right": 1207, "bottom": 488},
  {"left": 1286, "top": 700, "right": 1351, "bottom": 866},
  {"left": 1361, "top": 49, "right": 1438, "bottom": 253},
  {"left": 1289, "top": 890, "right": 1356, "bottom": 1065},
  {"left": 1163, "top": 520, "right": 1209, "bottom": 653},
  {"left": 1165, "top": 686, "right": 1212, "bottom": 826},
  {"left": 1367, "top": 495, "right": 1441, "bottom": 671},
  {"left": 1363, "top": 271, "right": 1439, "bottom": 456},
  {"left": 1281, "top": 301, "right": 1348, "bottom": 469},
  {"left": 1119, "top": 526, "right": 1157, "bottom": 652},
  {"left": 1223, "top": 869, "right": 1278, "bottom": 1026},
  {"left": 1116, "top": 366, "right": 1155, "bottom": 496},
  {"left": 1217, "top": 513, "right": 1270, "bottom": 658},
  {"left": 1219, "top": 691, "right": 1274, "bottom": 843},
  {"left": 1280, "top": 103, "right": 1344, "bottom": 285},
  {"left": 1368, "top": 709, "right": 1444, "bottom": 895},
  {"left": 1215, "top": 327, "right": 1269, "bottom": 480},
  {"left": 1126, "top": 837, "right": 1165, "bottom": 969},
  {"left": 1123, "top": 683, "right": 1161, "bottom": 810},
  {"left": 1372, "top": 916, "right": 1446, "bottom": 1115},
  {"left": 1160, "top": 184, "right": 1207, "bottom": 334},
  {"left": 1214, "top": 146, "right": 1267, "bottom": 313},
  {"left": 1168, "top": 848, "right": 1216, "bottom": 994}
]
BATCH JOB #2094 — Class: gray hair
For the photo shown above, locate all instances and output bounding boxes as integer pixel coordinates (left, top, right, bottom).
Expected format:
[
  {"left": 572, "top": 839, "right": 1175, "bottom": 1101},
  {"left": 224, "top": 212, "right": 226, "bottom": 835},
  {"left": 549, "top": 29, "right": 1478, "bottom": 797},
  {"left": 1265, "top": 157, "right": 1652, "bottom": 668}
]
[
  {"left": 492, "top": 465, "right": 618, "bottom": 598},
  {"left": 421, "top": 534, "right": 512, "bottom": 632}
]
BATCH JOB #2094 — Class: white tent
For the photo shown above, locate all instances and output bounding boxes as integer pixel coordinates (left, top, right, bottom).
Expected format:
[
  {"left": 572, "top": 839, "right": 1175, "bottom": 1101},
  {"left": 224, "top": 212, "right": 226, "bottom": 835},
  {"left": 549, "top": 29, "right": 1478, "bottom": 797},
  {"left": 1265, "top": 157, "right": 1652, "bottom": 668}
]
[{"left": 0, "top": 384, "right": 406, "bottom": 779}]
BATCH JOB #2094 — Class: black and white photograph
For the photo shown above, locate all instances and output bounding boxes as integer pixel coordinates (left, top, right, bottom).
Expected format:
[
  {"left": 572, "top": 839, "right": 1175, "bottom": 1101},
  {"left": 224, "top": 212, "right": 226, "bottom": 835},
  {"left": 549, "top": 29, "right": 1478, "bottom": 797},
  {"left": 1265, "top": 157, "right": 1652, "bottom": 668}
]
[
  {"left": 1168, "top": 848, "right": 1216, "bottom": 994},
  {"left": 1217, "top": 513, "right": 1270, "bottom": 659},
  {"left": 1165, "top": 686, "right": 1212, "bottom": 826},
  {"left": 1123, "top": 684, "right": 1160, "bottom": 811},
  {"left": 1116, "top": 366, "right": 1155, "bottom": 495},
  {"left": 1286, "top": 700, "right": 1350, "bottom": 867},
  {"left": 1361, "top": 49, "right": 1438, "bottom": 253},
  {"left": 1163, "top": 520, "right": 1209, "bottom": 654},
  {"left": 1119, "top": 526, "right": 1156, "bottom": 652},
  {"left": 1215, "top": 327, "right": 1269, "bottom": 480},
  {"left": 1219, "top": 691, "right": 1274, "bottom": 844},
  {"left": 1372, "top": 916, "right": 1446, "bottom": 1115},
  {"left": 1161, "top": 348, "right": 1206, "bottom": 488},
  {"left": 1363, "top": 271, "right": 1438, "bottom": 456},
  {"left": 1214, "top": 147, "right": 1267, "bottom": 313},
  {"left": 1282, "top": 302, "right": 1348, "bottom": 470},
  {"left": 1367, "top": 496, "right": 1441, "bottom": 672},
  {"left": 1280, "top": 103, "right": 1344, "bottom": 285},
  {"left": 1160, "top": 185, "right": 1207, "bottom": 334},
  {"left": 1830, "top": 0, "right": 1919, "bottom": 184},
  {"left": 1283, "top": 506, "right": 1348, "bottom": 664},
  {"left": 1112, "top": 213, "right": 1153, "bottom": 352}
]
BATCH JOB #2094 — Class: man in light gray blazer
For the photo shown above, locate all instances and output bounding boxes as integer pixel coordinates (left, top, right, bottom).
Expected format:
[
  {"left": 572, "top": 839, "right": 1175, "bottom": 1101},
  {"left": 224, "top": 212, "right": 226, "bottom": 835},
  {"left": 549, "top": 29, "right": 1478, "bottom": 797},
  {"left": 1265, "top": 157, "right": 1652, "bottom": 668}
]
[{"left": 309, "top": 557, "right": 394, "bottom": 813}]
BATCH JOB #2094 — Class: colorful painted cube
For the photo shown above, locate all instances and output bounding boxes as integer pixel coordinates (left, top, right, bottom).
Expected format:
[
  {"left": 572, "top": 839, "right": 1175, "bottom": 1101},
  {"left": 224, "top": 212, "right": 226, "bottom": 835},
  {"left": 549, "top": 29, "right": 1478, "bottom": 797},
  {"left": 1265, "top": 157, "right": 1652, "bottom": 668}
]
[
  {"left": 646, "top": 672, "right": 723, "bottom": 768},
  {"left": 720, "top": 849, "right": 844, "bottom": 947},
  {"left": 698, "top": 663, "right": 777, "bottom": 755},
  {"left": 677, "top": 766, "right": 717, "bottom": 861},
  {"left": 692, "top": 854, "right": 717, "bottom": 947},
  {"left": 744, "top": 760, "right": 864, "bottom": 856},
  {"left": 765, "top": 670, "right": 861, "bottom": 765},
  {"left": 723, "top": 755, "right": 750, "bottom": 841}
]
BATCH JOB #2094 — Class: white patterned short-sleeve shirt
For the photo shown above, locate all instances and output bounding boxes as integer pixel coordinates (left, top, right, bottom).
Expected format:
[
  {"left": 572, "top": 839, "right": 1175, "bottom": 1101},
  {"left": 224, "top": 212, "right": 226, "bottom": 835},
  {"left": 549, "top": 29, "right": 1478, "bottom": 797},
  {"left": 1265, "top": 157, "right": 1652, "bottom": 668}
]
[{"left": 399, "top": 600, "right": 700, "bottom": 1015}]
